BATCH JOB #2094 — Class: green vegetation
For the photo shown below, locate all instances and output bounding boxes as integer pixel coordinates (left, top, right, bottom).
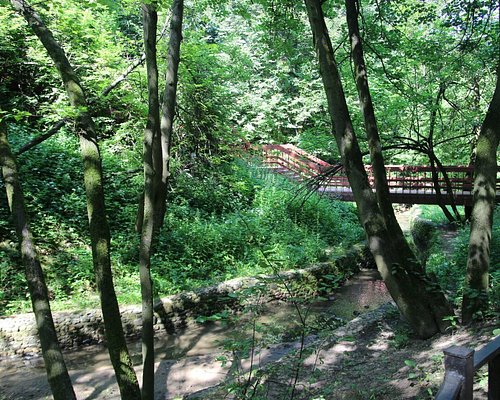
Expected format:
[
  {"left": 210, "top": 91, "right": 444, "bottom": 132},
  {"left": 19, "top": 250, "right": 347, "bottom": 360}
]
[
  {"left": 1, "top": 0, "right": 499, "bottom": 397},
  {"left": 0, "top": 126, "right": 362, "bottom": 314},
  {"left": 411, "top": 204, "right": 500, "bottom": 317}
]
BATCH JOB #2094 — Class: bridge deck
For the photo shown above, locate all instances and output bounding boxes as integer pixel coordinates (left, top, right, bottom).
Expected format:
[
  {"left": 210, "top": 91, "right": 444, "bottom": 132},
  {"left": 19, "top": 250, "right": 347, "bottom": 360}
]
[
  {"left": 261, "top": 144, "right": 500, "bottom": 206},
  {"left": 317, "top": 186, "right": 477, "bottom": 206}
]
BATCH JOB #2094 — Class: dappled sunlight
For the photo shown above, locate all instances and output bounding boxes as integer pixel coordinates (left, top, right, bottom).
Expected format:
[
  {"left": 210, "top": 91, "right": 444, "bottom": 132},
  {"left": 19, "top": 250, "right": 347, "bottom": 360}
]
[
  {"left": 311, "top": 341, "right": 357, "bottom": 368},
  {"left": 366, "top": 330, "right": 392, "bottom": 352}
]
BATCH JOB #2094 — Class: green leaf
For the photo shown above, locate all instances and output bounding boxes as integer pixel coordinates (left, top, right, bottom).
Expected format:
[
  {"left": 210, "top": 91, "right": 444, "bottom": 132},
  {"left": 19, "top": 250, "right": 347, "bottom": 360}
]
[
  {"left": 404, "top": 359, "right": 417, "bottom": 368},
  {"left": 408, "top": 372, "right": 419, "bottom": 380}
]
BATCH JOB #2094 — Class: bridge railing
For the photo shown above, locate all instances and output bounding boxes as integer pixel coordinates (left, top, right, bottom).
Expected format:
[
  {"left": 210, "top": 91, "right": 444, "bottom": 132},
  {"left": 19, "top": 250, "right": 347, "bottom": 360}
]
[
  {"left": 260, "top": 144, "right": 500, "bottom": 203},
  {"left": 435, "top": 335, "right": 500, "bottom": 400},
  {"left": 262, "top": 144, "right": 332, "bottom": 177},
  {"left": 319, "top": 165, "right": 477, "bottom": 195},
  {"left": 381, "top": 165, "right": 475, "bottom": 195}
]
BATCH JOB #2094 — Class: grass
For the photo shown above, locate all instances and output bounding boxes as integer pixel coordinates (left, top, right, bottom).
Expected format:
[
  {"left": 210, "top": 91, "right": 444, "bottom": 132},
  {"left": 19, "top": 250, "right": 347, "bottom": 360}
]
[{"left": 0, "top": 128, "right": 363, "bottom": 314}]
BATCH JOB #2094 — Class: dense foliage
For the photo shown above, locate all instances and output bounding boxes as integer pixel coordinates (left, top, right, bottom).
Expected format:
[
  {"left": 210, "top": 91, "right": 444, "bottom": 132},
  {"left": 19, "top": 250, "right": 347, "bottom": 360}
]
[
  {"left": 412, "top": 205, "right": 500, "bottom": 317},
  {"left": 0, "top": 0, "right": 498, "bottom": 315},
  {"left": 0, "top": 124, "right": 362, "bottom": 314}
]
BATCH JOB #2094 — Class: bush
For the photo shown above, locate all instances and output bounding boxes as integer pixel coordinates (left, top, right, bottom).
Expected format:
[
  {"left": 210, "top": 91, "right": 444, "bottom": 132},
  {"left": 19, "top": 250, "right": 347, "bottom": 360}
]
[
  {"left": 148, "top": 168, "right": 362, "bottom": 296},
  {"left": 1, "top": 131, "right": 363, "bottom": 314},
  {"left": 423, "top": 205, "right": 500, "bottom": 314}
]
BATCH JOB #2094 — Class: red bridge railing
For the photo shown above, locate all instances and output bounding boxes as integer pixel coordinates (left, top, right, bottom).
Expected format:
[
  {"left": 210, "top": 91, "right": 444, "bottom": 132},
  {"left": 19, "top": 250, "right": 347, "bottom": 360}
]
[{"left": 260, "top": 144, "right": 500, "bottom": 205}]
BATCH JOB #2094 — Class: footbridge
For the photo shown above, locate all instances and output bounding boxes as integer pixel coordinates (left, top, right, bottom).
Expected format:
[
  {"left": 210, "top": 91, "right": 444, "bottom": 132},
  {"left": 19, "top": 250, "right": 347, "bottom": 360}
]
[{"left": 260, "top": 144, "right": 500, "bottom": 206}]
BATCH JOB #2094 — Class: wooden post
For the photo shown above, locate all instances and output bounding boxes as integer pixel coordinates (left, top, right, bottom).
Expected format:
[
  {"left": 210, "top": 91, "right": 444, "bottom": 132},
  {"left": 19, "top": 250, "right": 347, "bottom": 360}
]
[
  {"left": 490, "top": 353, "right": 500, "bottom": 400},
  {"left": 443, "top": 346, "right": 475, "bottom": 400}
]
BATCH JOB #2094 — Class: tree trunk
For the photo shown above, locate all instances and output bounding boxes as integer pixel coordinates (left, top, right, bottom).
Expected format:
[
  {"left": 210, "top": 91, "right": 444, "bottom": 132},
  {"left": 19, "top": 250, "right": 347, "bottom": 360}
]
[
  {"left": 462, "top": 65, "right": 500, "bottom": 323},
  {"left": 304, "top": 0, "right": 453, "bottom": 338},
  {"left": 156, "top": 0, "right": 184, "bottom": 227},
  {"left": 10, "top": 1, "right": 141, "bottom": 397},
  {"left": 139, "top": 2, "right": 161, "bottom": 399},
  {"left": 0, "top": 120, "right": 76, "bottom": 400},
  {"left": 427, "top": 84, "right": 462, "bottom": 222},
  {"left": 345, "top": 0, "right": 404, "bottom": 242}
]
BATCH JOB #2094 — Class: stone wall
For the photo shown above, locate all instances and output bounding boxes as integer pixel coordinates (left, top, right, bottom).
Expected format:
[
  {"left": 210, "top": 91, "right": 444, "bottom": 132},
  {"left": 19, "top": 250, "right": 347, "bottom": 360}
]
[{"left": 0, "top": 244, "right": 372, "bottom": 358}]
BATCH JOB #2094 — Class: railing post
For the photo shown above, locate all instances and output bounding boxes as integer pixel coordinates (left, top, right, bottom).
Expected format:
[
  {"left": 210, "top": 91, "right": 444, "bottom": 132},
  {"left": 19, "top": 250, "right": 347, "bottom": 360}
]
[
  {"left": 490, "top": 353, "right": 500, "bottom": 400},
  {"left": 443, "top": 346, "right": 474, "bottom": 400}
]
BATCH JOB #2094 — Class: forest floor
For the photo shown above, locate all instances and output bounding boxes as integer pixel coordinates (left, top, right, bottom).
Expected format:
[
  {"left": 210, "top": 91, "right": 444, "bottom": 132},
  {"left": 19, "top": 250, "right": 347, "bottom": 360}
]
[
  {"left": 203, "top": 307, "right": 497, "bottom": 400},
  {"left": 1, "top": 210, "right": 499, "bottom": 399},
  {"left": 1, "top": 303, "right": 496, "bottom": 400}
]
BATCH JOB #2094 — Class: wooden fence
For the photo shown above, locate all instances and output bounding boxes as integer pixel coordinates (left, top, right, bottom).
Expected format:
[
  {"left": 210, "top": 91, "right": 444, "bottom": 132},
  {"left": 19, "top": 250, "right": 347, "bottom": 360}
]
[{"left": 436, "top": 335, "right": 500, "bottom": 399}]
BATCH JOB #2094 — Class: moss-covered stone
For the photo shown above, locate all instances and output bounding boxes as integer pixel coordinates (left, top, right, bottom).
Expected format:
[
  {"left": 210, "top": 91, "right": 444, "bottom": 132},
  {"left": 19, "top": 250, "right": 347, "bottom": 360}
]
[{"left": 0, "top": 244, "right": 372, "bottom": 357}]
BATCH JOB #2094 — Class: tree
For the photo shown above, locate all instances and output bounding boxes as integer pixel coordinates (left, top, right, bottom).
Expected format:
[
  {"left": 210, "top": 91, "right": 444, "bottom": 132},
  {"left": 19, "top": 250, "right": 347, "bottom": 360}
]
[
  {"left": 345, "top": 0, "right": 404, "bottom": 242},
  {"left": 139, "top": 2, "right": 161, "bottom": 398},
  {"left": 157, "top": 0, "right": 184, "bottom": 226},
  {"left": 462, "top": 63, "right": 500, "bottom": 322},
  {"left": 9, "top": 1, "right": 141, "bottom": 398},
  {"left": 139, "top": 1, "right": 184, "bottom": 397},
  {"left": 0, "top": 119, "right": 76, "bottom": 400},
  {"left": 304, "top": 0, "right": 453, "bottom": 338}
]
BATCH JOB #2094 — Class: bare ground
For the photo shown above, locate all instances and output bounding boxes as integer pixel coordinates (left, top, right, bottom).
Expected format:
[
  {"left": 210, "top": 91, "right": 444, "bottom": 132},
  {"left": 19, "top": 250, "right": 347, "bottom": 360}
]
[
  {"left": 1, "top": 302, "right": 498, "bottom": 399},
  {"left": 192, "top": 306, "right": 498, "bottom": 400}
]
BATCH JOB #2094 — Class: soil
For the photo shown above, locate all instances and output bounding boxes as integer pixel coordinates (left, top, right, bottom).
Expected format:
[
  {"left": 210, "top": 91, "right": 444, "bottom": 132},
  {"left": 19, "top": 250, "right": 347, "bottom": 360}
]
[
  {"left": 188, "top": 305, "right": 498, "bottom": 400},
  {"left": 1, "top": 303, "right": 497, "bottom": 399},
  {"left": 1, "top": 211, "right": 498, "bottom": 399}
]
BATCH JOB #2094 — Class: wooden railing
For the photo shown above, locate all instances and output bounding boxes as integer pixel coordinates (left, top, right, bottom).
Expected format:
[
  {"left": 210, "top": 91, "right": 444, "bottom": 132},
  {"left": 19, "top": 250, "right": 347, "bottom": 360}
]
[
  {"left": 260, "top": 144, "right": 500, "bottom": 205},
  {"left": 435, "top": 335, "right": 500, "bottom": 400},
  {"left": 262, "top": 144, "right": 332, "bottom": 177}
]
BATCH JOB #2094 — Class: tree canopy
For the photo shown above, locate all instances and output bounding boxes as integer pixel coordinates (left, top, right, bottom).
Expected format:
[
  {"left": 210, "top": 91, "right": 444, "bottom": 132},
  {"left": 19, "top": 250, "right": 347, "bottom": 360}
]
[{"left": 0, "top": 0, "right": 499, "bottom": 397}]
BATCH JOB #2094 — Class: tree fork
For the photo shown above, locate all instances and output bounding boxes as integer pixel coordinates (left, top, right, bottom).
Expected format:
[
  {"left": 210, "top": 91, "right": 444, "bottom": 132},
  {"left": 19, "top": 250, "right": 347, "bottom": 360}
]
[{"left": 304, "top": 0, "right": 453, "bottom": 338}]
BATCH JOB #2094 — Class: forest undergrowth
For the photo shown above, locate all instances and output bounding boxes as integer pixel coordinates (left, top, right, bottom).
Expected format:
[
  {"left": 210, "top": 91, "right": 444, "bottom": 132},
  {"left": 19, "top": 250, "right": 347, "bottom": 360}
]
[{"left": 0, "top": 126, "right": 364, "bottom": 315}]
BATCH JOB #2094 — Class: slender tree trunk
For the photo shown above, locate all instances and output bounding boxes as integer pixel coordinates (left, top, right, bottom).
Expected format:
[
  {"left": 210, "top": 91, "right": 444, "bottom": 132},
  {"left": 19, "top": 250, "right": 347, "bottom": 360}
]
[
  {"left": 429, "top": 153, "right": 455, "bottom": 222},
  {"left": 10, "top": 1, "right": 141, "bottom": 397},
  {"left": 0, "top": 120, "right": 76, "bottom": 400},
  {"left": 427, "top": 84, "right": 462, "bottom": 222},
  {"left": 156, "top": 0, "right": 184, "bottom": 227},
  {"left": 139, "top": 3, "right": 161, "bottom": 399},
  {"left": 462, "top": 65, "right": 500, "bottom": 323},
  {"left": 304, "top": 0, "right": 453, "bottom": 338},
  {"left": 345, "top": 0, "right": 404, "bottom": 241}
]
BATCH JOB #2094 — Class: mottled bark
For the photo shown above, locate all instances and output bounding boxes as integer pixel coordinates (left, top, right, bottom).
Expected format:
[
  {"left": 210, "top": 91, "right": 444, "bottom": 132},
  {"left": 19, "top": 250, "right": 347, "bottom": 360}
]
[
  {"left": 10, "top": 1, "right": 141, "bottom": 397},
  {"left": 139, "top": 2, "right": 160, "bottom": 399},
  {"left": 462, "top": 66, "right": 500, "bottom": 323},
  {"left": 0, "top": 120, "right": 76, "bottom": 400},
  {"left": 305, "top": 0, "right": 453, "bottom": 338},
  {"left": 156, "top": 0, "right": 184, "bottom": 226}
]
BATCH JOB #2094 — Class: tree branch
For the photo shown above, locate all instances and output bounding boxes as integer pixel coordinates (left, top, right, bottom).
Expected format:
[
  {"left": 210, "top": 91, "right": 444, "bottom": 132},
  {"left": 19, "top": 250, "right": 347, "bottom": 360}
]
[
  {"left": 16, "top": 119, "right": 66, "bottom": 155},
  {"left": 101, "top": 11, "right": 171, "bottom": 97}
]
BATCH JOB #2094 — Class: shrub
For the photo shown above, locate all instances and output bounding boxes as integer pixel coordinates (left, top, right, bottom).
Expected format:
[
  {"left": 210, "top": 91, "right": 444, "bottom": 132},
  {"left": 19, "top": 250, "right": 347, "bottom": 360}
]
[{"left": 423, "top": 205, "right": 499, "bottom": 313}]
